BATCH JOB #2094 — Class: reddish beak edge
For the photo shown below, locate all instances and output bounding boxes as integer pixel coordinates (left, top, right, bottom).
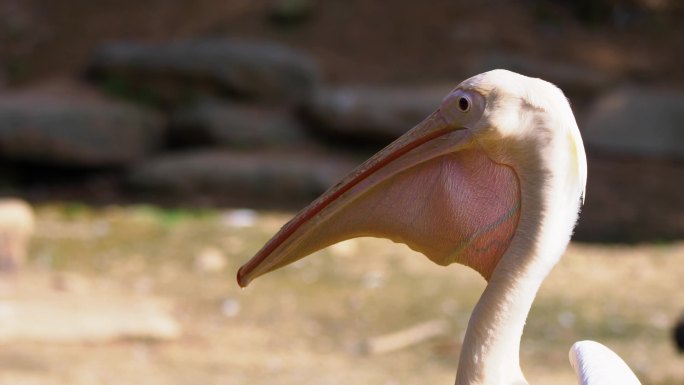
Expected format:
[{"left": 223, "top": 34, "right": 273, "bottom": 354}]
[{"left": 236, "top": 110, "right": 466, "bottom": 287}]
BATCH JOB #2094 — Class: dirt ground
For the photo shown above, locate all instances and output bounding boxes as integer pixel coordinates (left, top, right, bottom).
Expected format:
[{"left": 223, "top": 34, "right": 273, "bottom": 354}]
[{"left": 0, "top": 205, "right": 681, "bottom": 385}]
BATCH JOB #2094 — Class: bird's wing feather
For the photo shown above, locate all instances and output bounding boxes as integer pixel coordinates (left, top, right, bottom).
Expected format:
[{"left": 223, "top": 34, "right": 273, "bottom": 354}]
[{"left": 569, "top": 340, "right": 641, "bottom": 385}]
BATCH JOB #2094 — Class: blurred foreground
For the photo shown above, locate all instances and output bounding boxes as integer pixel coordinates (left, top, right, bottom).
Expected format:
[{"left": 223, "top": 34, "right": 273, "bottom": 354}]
[{"left": 0, "top": 204, "right": 682, "bottom": 385}]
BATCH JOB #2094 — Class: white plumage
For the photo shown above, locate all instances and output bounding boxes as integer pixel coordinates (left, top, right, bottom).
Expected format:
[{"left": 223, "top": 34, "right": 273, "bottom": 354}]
[{"left": 570, "top": 341, "right": 642, "bottom": 385}]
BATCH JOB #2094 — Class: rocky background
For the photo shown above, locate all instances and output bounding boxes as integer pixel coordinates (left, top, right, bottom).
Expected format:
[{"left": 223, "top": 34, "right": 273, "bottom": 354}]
[{"left": 1, "top": 0, "right": 683, "bottom": 242}]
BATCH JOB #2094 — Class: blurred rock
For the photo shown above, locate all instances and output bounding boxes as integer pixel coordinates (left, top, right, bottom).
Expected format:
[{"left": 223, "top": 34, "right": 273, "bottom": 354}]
[
  {"left": 220, "top": 298, "right": 241, "bottom": 318},
  {"left": 127, "top": 150, "right": 359, "bottom": 208},
  {"left": 575, "top": 154, "right": 684, "bottom": 242},
  {"left": 582, "top": 87, "right": 684, "bottom": 159},
  {"left": 221, "top": 209, "right": 257, "bottom": 228},
  {"left": 169, "top": 101, "right": 308, "bottom": 149},
  {"left": 0, "top": 296, "right": 180, "bottom": 343},
  {"left": 0, "top": 86, "right": 163, "bottom": 166},
  {"left": 304, "top": 84, "right": 453, "bottom": 143},
  {"left": 89, "top": 39, "right": 320, "bottom": 105},
  {"left": 472, "top": 53, "right": 616, "bottom": 97},
  {"left": 194, "top": 247, "right": 227, "bottom": 273},
  {"left": 0, "top": 198, "right": 34, "bottom": 271},
  {"left": 557, "top": 311, "right": 576, "bottom": 329}
]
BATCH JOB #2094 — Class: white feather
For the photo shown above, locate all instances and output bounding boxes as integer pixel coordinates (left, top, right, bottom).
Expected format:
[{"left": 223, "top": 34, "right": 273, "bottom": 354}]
[{"left": 569, "top": 341, "right": 642, "bottom": 385}]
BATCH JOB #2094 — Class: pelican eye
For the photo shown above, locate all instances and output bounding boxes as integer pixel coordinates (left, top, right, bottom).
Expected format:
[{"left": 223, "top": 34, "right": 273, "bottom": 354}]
[
  {"left": 457, "top": 96, "right": 470, "bottom": 112},
  {"left": 440, "top": 90, "right": 483, "bottom": 127}
]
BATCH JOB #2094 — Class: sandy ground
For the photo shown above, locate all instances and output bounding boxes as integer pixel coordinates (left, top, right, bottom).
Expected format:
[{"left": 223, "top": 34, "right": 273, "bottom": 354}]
[{"left": 0, "top": 205, "right": 682, "bottom": 385}]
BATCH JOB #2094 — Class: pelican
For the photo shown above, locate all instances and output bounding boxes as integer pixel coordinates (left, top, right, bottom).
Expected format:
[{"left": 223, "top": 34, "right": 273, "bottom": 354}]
[{"left": 237, "top": 70, "right": 640, "bottom": 385}]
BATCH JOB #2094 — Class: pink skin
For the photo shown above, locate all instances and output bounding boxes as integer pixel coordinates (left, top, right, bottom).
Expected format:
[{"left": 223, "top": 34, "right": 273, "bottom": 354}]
[{"left": 237, "top": 108, "right": 521, "bottom": 286}]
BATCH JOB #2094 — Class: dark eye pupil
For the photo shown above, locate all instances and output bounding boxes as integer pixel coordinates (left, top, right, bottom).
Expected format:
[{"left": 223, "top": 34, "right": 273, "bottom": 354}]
[{"left": 458, "top": 97, "right": 469, "bottom": 111}]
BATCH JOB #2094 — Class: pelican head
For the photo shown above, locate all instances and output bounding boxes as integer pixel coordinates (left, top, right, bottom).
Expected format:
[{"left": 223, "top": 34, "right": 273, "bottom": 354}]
[
  {"left": 237, "top": 70, "right": 615, "bottom": 385},
  {"left": 238, "top": 69, "right": 586, "bottom": 287}
]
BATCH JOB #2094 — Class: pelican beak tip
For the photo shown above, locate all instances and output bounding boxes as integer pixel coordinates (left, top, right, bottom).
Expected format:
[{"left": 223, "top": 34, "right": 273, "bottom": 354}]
[{"left": 236, "top": 267, "right": 251, "bottom": 288}]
